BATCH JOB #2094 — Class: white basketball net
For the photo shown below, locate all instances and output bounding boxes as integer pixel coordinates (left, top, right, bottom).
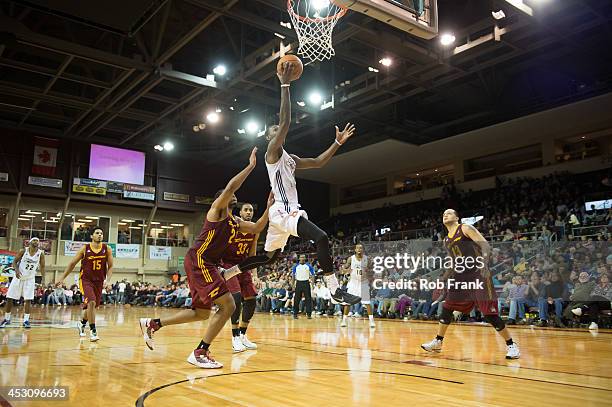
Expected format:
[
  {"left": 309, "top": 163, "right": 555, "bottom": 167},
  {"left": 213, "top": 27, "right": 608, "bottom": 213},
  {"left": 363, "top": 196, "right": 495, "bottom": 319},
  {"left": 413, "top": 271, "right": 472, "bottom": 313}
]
[{"left": 287, "top": 0, "right": 347, "bottom": 64}]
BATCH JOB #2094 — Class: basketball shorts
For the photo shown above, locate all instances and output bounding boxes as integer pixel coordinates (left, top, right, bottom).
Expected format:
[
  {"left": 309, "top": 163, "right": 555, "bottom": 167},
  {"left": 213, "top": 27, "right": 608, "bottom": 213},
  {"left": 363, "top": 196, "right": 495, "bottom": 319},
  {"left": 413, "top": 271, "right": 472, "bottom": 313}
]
[
  {"left": 7, "top": 277, "right": 35, "bottom": 301},
  {"left": 347, "top": 279, "right": 370, "bottom": 304},
  {"left": 264, "top": 202, "right": 308, "bottom": 252},
  {"left": 221, "top": 262, "right": 257, "bottom": 298},
  {"left": 185, "top": 251, "right": 228, "bottom": 310},
  {"left": 443, "top": 275, "right": 498, "bottom": 316},
  {"left": 80, "top": 278, "right": 103, "bottom": 309}
]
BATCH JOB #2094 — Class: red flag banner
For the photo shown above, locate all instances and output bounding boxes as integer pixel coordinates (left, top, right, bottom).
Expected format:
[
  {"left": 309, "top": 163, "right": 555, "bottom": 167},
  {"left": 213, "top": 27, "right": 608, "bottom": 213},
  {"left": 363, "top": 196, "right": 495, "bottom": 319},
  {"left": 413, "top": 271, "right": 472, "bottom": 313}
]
[{"left": 32, "top": 136, "right": 59, "bottom": 176}]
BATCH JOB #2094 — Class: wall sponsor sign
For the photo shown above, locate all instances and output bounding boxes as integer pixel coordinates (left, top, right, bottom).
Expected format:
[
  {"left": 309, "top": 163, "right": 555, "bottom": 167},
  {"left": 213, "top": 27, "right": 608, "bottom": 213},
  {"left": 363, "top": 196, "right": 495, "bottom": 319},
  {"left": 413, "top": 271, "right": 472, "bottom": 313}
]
[
  {"left": 64, "top": 241, "right": 115, "bottom": 257},
  {"left": 123, "top": 184, "right": 155, "bottom": 201},
  {"left": 107, "top": 181, "right": 124, "bottom": 194},
  {"left": 116, "top": 244, "right": 140, "bottom": 259},
  {"left": 73, "top": 178, "right": 107, "bottom": 195},
  {"left": 0, "top": 172, "right": 8, "bottom": 182},
  {"left": 163, "top": 192, "right": 190, "bottom": 203},
  {"left": 149, "top": 246, "right": 171, "bottom": 260},
  {"left": 28, "top": 176, "right": 63, "bottom": 189}
]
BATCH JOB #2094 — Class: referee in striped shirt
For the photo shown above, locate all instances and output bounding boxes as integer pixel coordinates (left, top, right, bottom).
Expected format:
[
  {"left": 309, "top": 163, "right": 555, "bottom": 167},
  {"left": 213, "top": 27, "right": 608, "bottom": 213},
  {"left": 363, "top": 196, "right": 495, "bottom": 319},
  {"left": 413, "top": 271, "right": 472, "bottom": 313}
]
[{"left": 292, "top": 255, "right": 315, "bottom": 319}]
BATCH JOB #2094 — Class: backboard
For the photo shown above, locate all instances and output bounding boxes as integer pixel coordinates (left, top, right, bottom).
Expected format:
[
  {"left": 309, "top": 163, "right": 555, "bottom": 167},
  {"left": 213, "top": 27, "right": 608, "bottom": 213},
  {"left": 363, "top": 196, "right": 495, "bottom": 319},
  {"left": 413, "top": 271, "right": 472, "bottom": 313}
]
[{"left": 335, "top": 0, "right": 438, "bottom": 39}]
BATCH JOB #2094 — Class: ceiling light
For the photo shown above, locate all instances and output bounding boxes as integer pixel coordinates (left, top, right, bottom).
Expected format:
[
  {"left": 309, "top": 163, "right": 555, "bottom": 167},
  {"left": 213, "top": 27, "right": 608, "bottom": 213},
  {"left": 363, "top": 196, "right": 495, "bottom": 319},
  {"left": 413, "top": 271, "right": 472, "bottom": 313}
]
[
  {"left": 171, "top": 223, "right": 184, "bottom": 227},
  {"left": 20, "top": 214, "right": 35, "bottom": 218},
  {"left": 86, "top": 216, "right": 99, "bottom": 220},
  {"left": 154, "top": 144, "right": 164, "bottom": 151},
  {"left": 161, "top": 226, "right": 173, "bottom": 229},
  {"left": 77, "top": 219, "right": 93, "bottom": 223},
  {"left": 163, "top": 142, "right": 174, "bottom": 151},
  {"left": 379, "top": 57, "right": 392, "bottom": 67},
  {"left": 297, "top": 101, "right": 306, "bottom": 107},
  {"left": 237, "top": 128, "right": 246, "bottom": 134},
  {"left": 213, "top": 65, "right": 227, "bottom": 76},
  {"left": 121, "top": 219, "right": 135, "bottom": 223},
  {"left": 192, "top": 125, "right": 200, "bottom": 132},
  {"left": 440, "top": 33, "right": 456, "bottom": 46},
  {"left": 150, "top": 222, "right": 160, "bottom": 225},
  {"left": 308, "top": 92, "right": 323, "bottom": 105},
  {"left": 368, "top": 67, "right": 380, "bottom": 73},
  {"left": 117, "top": 222, "right": 127, "bottom": 225},
  {"left": 246, "top": 121, "right": 259, "bottom": 134},
  {"left": 44, "top": 219, "right": 58, "bottom": 223},
  {"left": 18, "top": 218, "right": 30, "bottom": 221},
  {"left": 26, "top": 210, "right": 42, "bottom": 215},
  {"left": 129, "top": 226, "right": 141, "bottom": 230},
  {"left": 492, "top": 10, "right": 506, "bottom": 19},
  {"left": 138, "top": 224, "right": 148, "bottom": 227},
  {"left": 312, "top": 0, "right": 330, "bottom": 11},
  {"left": 207, "top": 112, "right": 220, "bottom": 123},
  {"left": 274, "top": 33, "right": 286, "bottom": 39}
]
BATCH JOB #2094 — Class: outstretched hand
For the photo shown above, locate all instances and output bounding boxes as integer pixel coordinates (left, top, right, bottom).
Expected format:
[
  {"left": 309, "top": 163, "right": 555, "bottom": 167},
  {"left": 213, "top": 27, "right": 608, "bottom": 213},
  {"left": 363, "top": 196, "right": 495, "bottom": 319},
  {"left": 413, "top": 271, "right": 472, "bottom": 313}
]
[
  {"left": 277, "top": 62, "right": 294, "bottom": 85},
  {"left": 335, "top": 123, "right": 356, "bottom": 145},
  {"left": 249, "top": 147, "right": 258, "bottom": 167}
]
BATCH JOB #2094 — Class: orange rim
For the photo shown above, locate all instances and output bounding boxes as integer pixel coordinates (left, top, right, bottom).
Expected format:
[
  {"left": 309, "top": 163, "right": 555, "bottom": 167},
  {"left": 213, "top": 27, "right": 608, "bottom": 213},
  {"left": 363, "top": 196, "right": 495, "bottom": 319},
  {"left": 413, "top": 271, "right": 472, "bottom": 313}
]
[{"left": 287, "top": 0, "right": 347, "bottom": 23}]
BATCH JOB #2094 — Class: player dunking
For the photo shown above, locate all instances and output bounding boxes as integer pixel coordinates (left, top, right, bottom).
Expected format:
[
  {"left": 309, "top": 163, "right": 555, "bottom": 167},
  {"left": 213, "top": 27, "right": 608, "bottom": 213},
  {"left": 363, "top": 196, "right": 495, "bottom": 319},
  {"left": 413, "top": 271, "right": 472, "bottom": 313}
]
[
  {"left": 341, "top": 243, "right": 375, "bottom": 328},
  {"left": 139, "top": 148, "right": 272, "bottom": 369},
  {"left": 221, "top": 63, "right": 360, "bottom": 307},
  {"left": 57, "top": 227, "right": 113, "bottom": 342},
  {"left": 0, "top": 237, "right": 45, "bottom": 329},
  {"left": 222, "top": 202, "right": 259, "bottom": 353},
  {"left": 421, "top": 209, "right": 520, "bottom": 359}
]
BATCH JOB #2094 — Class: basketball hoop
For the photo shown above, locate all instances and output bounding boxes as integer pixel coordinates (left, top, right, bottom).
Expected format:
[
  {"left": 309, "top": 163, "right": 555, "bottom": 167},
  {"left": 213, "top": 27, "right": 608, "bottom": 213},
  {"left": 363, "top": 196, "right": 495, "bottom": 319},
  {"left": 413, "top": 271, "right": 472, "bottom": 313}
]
[{"left": 287, "top": 0, "right": 347, "bottom": 64}]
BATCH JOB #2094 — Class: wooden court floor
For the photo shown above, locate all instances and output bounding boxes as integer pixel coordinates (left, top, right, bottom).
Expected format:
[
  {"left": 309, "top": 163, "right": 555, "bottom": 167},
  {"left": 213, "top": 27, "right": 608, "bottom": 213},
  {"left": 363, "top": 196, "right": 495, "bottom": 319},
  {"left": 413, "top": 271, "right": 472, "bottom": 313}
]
[{"left": 1, "top": 305, "right": 611, "bottom": 407}]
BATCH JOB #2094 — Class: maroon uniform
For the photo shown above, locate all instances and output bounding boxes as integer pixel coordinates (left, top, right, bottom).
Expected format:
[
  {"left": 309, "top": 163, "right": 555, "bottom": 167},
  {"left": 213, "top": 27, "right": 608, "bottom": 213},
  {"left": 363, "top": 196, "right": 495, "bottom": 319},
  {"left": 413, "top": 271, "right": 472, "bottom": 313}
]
[
  {"left": 443, "top": 225, "right": 498, "bottom": 315},
  {"left": 222, "top": 231, "right": 257, "bottom": 297},
  {"left": 79, "top": 243, "right": 108, "bottom": 309},
  {"left": 185, "top": 215, "right": 239, "bottom": 309}
]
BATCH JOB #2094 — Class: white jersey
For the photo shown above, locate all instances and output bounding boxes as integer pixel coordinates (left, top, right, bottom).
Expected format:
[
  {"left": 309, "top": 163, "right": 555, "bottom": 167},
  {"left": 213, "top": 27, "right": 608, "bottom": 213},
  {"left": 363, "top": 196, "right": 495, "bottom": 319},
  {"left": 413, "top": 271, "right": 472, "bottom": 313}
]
[
  {"left": 266, "top": 148, "right": 300, "bottom": 212},
  {"left": 349, "top": 255, "right": 368, "bottom": 284},
  {"left": 18, "top": 248, "right": 43, "bottom": 280}
]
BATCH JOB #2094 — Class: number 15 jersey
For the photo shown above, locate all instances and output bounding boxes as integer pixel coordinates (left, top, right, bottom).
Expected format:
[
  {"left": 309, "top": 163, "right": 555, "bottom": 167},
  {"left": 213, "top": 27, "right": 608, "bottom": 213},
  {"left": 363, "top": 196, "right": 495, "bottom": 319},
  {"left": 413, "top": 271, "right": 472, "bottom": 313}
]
[{"left": 81, "top": 243, "right": 109, "bottom": 282}]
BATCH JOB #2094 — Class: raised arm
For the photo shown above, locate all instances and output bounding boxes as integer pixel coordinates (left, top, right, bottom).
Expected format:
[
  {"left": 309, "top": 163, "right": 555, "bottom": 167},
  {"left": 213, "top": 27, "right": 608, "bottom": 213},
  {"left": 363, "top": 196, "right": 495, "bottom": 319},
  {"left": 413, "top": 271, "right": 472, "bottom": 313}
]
[
  {"left": 266, "top": 63, "right": 294, "bottom": 163},
  {"left": 291, "top": 123, "right": 355, "bottom": 170},
  {"left": 210, "top": 148, "right": 258, "bottom": 217}
]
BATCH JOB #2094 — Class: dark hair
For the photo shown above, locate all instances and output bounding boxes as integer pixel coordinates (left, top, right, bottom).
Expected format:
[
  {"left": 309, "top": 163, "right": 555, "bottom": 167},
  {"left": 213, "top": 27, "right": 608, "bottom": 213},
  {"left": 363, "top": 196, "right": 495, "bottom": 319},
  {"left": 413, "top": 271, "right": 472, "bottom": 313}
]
[
  {"left": 92, "top": 226, "right": 104, "bottom": 235},
  {"left": 241, "top": 202, "right": 253, "bottom": 210},
  {"left": 452, "top": 209, "right": 460, "bottom": 218}
]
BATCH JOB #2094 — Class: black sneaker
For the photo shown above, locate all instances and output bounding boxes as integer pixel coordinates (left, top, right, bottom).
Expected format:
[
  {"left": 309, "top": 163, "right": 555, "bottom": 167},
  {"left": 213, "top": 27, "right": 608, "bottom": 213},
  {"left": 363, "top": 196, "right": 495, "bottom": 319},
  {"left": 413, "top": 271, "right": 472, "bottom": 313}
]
[{"left": 331, "top": 289, "right": 361, "bottom": 306}]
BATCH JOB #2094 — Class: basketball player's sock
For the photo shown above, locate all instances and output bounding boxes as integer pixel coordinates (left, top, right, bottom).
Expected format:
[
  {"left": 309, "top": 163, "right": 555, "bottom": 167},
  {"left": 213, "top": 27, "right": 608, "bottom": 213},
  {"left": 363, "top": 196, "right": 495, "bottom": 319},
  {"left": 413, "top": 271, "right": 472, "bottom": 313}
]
[
  {"left": 506, "top": 338, "right": 514, "bottom": 346},
  {"left": 239, "top": 327, "right": 247, "bottom": 335},
  {"left": 197, "top": 340, "right": 210, "bottom": 351},
  {"left": 4, "top": 312, "right": 10, "bottom": 321},
  {"left": 81, "top": 319, "right": 88, "bottom": 326},
  {"left": 436, "top": 335, "right": 444, "bottom": 341},
  {"left": 89, "top": 323, "right": 96, "bottom": 333},
  {"left": 232, "top": 328, "right": 240, "bottom": 337},
  {"left": 342, "top": 314, "right": 347, "bottom": 323},
  {"left": 323, "top": 273, "right": 339, "bottom": 294},
  {"left": 368, "top": 314, "right": 374, "bottom": 323},
  {"left": 153, "top": 318, "right": 162, "bottom": 329},
  {"left": 23, "top": 314, "right": 30, "bottom": 322}
]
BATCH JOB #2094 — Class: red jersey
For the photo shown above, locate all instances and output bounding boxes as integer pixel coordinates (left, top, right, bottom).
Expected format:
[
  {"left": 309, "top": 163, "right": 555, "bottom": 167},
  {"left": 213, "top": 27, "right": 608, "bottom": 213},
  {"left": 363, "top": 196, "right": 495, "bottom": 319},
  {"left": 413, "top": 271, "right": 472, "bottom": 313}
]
[
  {"left": 192, "top": 215, "right": 239, "bottom": 265},
  {"left": 222, "top": 231, "right": 256, "bottom": 266},
  {"left": 80, "top": 243, "right": 109, "bottom": 282}
]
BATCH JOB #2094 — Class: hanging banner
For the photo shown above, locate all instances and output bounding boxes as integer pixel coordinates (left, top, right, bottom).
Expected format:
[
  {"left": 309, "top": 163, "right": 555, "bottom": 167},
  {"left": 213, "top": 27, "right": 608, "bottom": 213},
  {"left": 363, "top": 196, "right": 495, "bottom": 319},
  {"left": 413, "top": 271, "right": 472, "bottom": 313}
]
[
  {"left": 149, "top": 246, "right": 171, "bottom": 260},
  {"left": 116, "top": 244, "right": 140, "bottom": 259},
  {"left": 107, "top": 181, "right": 124, "bottom": 194},
  {"left": 28, "top": 176, "right": 63, "bottom": 189},
  {"left": 32, "top": 136, "right": 59, "bottom": 176},
  {"left": 124, "top": 184, "right": 155, "bottom": 201},
  {"left": 73, "top": 178, "right": 107, "bottom": 195}
]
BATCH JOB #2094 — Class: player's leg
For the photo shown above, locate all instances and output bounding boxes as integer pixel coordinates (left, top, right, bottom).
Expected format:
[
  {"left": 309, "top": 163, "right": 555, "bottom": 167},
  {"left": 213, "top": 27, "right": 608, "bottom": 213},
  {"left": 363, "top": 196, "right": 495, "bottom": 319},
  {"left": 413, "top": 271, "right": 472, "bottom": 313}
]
[
  {"left": 421, "top": 305, "right": 454, "bottom": 353},
  {"left": 87, "top": 300, "right": 98, "bottom": 341},
  {"left": 483, "top": 314, "right": 520, "bottom": 359},
  {"left": 239, "top": 296, "right": 257, "bottom": 349},
  {"left": 366, "top": 304, "right": 375, "bottom": 328},
  {"left": 1, "top": 278, "right": 22, "bottom": 327},
  {"left": 23, "top": 300, "right": 32, "bottom": 329},
  {"left": 230, "top": 292, "right": 246, "bottom": 352},
  {"left": 341, "top": 305, "right": 349, "bottom": 327},
  {"left": 0, "top": 298, "right": 14, "bottom": 327},
  {"left": 304, "top": 282, "right": 312, "bottom": 318}
]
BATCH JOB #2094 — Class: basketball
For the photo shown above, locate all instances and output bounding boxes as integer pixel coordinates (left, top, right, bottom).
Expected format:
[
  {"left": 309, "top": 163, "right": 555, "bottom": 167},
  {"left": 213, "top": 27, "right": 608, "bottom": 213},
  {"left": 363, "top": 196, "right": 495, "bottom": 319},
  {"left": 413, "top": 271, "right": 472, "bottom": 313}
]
[{"left": 277, "top": 54, "right": 303, "bottom": 82}]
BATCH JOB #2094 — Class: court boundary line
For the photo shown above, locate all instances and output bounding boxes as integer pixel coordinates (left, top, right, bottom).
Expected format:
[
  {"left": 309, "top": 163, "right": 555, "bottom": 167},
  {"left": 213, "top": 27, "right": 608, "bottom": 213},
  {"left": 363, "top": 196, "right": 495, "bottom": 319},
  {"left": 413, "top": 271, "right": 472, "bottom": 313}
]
[{"left": 134, "top": 368, "right": 464, "bottom": 407}]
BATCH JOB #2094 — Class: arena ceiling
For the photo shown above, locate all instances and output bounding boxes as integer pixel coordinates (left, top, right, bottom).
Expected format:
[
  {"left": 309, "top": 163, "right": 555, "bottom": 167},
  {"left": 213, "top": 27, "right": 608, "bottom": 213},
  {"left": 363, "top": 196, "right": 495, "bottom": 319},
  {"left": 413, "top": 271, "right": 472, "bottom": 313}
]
[{"left": 0, "top": 0, "right": 611, "bottom": 163}]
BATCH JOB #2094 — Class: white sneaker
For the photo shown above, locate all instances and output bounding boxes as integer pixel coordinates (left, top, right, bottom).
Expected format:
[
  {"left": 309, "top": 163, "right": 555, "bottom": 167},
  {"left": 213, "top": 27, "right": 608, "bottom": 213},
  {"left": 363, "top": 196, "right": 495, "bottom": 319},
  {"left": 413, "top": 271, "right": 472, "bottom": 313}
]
[
  {"left": 77, "top": 322, "right": 86, "bottom": 337},
  {"left": 571, "top": 307, "right": 583, "bottom": 316},
  {"left": 139, "top": 318, "right": 159, "bottom": 350},
  {"left": 232, "top": 336, "right": 247, "bottom": 352},
  {"left": 187, "top": 349, "right": 223, "bottom": 369},
  {"left": 90, "top": 332, "right": 100, "bottom": 342},
  {"left": 421, "top": 338, "right": 443, "bottom": 353},
  {"left": 340, "top": 319, "right": 347, "bottom": 327},
  {"left": 588, "top": 322, "right": 598, "bottom": 330},
  {"left": 240, "top": 334, "right": 257, "bottom": 350},
  {"left": 506, "top": 343, "right": 520, "bottom": 359}
]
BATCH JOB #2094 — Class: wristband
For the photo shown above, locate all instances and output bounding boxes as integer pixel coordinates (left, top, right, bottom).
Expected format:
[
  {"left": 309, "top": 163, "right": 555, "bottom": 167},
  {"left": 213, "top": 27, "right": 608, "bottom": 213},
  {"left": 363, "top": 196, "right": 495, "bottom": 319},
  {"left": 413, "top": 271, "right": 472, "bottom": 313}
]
[
  {"left": 281, "top": 84, "right": 290, "bottom": 88},
  {"left": 335, "top": 139, "right": 342, "bottom": 146}
]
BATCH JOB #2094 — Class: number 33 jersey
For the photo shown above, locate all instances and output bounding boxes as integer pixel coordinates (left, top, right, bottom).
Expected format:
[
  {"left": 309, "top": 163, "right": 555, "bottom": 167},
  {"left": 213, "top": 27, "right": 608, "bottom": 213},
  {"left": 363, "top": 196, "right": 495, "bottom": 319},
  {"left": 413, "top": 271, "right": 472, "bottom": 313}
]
[
  {"left": 18, "top": 249, "right": 43, "bottom": 280},
  {"left": 81, "top": 244, "right": 109, "bottom": 281}
]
